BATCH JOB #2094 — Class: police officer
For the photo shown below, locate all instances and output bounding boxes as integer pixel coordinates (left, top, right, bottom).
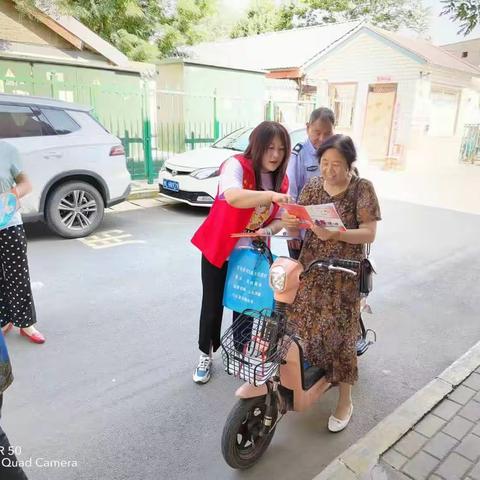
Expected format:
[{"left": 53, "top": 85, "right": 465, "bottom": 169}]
[{"left": 287, "top": 107, "right": 335, "bottom": 258}]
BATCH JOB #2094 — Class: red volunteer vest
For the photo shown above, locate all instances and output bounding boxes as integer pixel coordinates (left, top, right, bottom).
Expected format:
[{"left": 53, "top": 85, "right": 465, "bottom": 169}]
[{"left": 191, "top": 154, "right": 289, "bottom": 268}]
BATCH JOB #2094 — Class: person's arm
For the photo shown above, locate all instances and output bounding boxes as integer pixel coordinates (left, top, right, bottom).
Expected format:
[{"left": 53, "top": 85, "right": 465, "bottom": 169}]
[
  {"left": 224, "top": 189, "right": 291, "bottom": 208},
  {"left": 311, "top": 179, "right": 381, "bottom": 244},
  {"left": 295, "top": 151, "right": 305, "bottom": 203},
  {"left": 281, "top": 211, "right": 302, "bottom": 238},
  {"left": 256, "top": 219, "right": 284, "bottom": 236},
  {"left": 280, "top": 175, "right": 317, "bottom": 237},
  {"left": 11, "top": 173, "right": 32, "bottom": 199},
  {"left": 220, "top": 157, "right": 291, "bottom": 208},
  {"left": 310, "top": 221, "right": 377, "bottom": 244},
  {"left": 286, "top": 152, "right": 299, "bottom": 202}
]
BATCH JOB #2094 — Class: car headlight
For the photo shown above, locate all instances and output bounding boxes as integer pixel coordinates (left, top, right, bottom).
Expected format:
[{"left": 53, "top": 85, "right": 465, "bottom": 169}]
[
  {"left": 269, "top": 265, "right": 287, "bottom": 292},
  {"left": 190, "top": 167, "right": 219, "bottom": 180}
]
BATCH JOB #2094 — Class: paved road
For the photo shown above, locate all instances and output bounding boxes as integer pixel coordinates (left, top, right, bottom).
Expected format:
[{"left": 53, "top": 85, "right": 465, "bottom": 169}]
[{"left": 3, "top": 198, "right": 480, "bottom": 480}]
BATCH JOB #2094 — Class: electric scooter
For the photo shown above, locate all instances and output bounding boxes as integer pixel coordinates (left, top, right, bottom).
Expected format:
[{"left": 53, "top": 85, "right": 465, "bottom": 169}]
[{"left": 220, "top": 239, "right": 376, "bottom": 469}]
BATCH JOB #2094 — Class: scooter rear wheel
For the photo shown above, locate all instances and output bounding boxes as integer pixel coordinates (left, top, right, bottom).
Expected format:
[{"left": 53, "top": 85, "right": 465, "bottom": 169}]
[{"left": 221, "top": 395, "right": 278, "bottom": 469}]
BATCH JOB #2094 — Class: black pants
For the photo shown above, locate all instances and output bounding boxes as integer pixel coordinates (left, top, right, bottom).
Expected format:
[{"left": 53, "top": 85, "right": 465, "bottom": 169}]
[
  {"left": 0, "top": 395, "right": 28, "bottom": 480},
  {"left": 198, "top": 255, "right": 253, "bottom": 354},
  {"left": 0, "top": 226, "right": 37, "bottom": 329}
]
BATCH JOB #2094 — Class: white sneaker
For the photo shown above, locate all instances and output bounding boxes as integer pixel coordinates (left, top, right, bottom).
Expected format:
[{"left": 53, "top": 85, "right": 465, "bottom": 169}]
[
  {"left": 328, "top": 404, "right": 353, "bottom": 432},
  {"left": 193, "top": 354, "right": 212, "bottom": 384}
]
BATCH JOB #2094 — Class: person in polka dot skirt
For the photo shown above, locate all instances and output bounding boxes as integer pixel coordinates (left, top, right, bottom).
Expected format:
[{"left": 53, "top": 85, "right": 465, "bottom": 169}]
[{"left": 0, "top": 141, "right": 45, "bottom": 344}]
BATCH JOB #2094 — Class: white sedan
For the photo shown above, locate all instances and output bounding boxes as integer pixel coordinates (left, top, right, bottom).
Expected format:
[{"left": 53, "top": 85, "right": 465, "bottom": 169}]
[{"left": 158, "top": 126, "right": 306, "bottom": 207}]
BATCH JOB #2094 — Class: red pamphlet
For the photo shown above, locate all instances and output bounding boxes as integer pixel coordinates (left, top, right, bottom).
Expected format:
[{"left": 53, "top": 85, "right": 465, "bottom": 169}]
[{"left": 281, "top": 204, "right": 313, "bottom": 229}]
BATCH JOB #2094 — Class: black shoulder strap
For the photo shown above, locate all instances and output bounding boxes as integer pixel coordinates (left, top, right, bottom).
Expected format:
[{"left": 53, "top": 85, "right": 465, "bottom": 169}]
[
  {"left": 353, "top": 177, "right": 370, "bottom": 258},
  {"left": 353, "top": 177, "right": 361, "bottom": 228}
]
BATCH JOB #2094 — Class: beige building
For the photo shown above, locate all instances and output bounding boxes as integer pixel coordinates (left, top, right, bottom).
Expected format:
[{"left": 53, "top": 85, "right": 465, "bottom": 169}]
[
  {"left": 442, "top": 38, "right": 480, "bottom": 67},
  {"left": 302, "top": 25, "right": 480, "bottom": 169},
  {"left": 185, "top": 23, "right": 480, "bottom": 168}
]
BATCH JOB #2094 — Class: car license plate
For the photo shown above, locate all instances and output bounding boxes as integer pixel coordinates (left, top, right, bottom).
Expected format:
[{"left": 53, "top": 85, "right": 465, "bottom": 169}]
[{"left": 163, "top": 179, "right": 179, "bottom": 192}]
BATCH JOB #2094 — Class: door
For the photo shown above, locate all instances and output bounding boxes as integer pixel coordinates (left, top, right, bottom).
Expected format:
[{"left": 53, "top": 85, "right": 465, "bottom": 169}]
[{"left": 362, "top": 83, "right": 397, "bottom": 161}]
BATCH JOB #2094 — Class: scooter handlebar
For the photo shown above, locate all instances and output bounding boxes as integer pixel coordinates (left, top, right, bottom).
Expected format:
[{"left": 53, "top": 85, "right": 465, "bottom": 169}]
[
  {"left": 304, "top": 258, "right": 360, "bottom": 276},
  {"left": 328, "top": 265, "right": 357, "bottom": 276}
]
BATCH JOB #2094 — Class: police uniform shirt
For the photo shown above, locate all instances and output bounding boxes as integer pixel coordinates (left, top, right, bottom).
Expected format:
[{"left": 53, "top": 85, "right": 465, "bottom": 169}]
[{"left": 287, "top": 138, "right": 319, "bottom": 202}]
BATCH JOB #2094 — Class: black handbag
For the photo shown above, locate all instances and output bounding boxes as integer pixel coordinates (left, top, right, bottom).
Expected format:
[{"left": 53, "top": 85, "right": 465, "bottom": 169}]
[
  {"left": 354, "top": 180, "right": 376, "bottom": 295},
  {"left": 359, "top": 244, "right": 375, "bottom": 295}
]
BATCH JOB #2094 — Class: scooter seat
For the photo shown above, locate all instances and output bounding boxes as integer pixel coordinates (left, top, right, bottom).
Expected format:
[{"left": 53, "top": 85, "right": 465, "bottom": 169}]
[{"left": 303, "top": 365, "right": 325, "bottom": 390}]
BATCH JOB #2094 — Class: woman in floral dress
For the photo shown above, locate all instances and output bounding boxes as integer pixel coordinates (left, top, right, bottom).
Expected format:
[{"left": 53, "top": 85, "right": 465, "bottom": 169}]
[{"left": 282, "top": 134, "right": 381, "bottom": 432}]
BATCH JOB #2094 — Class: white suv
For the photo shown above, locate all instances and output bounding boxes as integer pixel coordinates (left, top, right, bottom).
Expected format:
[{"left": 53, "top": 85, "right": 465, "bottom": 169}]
[{"left": 0, "top": 94, "right": 131, "bottom": 238}]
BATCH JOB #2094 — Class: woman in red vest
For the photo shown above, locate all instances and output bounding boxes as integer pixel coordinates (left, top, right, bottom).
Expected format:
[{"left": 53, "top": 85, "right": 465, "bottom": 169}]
[{"left": 191, "top": 121, "right": 292, "bottom": 384}]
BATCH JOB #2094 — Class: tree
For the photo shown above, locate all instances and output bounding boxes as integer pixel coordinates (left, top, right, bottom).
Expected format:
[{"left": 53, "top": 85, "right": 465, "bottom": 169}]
[
  {"left": 111, "top": 29, "right": 159, "bottom": 61},
  {"left": 13, "top": 0, "right": 221, "bottom": 60},
  {"left": 154, "top": 0, "right": 218, "bottom": 56},
  {"left": 275, "top": 2, "right": 307, "bottom": 31},
  {"left": 230, "top": 0, "right": 282, "bottom": 38},
  {"left": 231, "top": 0, "right": 429, "bottom": 38},
  {"left": 441, "top": 0, "right": 480, "bottom": 35},
  {"left": 15, "top": 0, "right": 162, "bottom": 60},
  {"left": 336, "top": 0, "right": 428, "bottom": 32}
]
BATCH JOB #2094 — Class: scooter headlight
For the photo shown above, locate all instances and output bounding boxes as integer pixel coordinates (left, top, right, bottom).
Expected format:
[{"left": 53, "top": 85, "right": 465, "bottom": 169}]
[{"left": 269, "top": 265, "right": 286, "bottom": 292}]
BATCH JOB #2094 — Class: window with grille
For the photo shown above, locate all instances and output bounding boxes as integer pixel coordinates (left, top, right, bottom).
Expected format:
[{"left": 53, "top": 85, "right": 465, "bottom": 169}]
[
  {"left": 328, "top": 83, "right": 356, "bottom": 128},
  {"left": 429, "top": 85, "right": 460, "bottom": 137}
]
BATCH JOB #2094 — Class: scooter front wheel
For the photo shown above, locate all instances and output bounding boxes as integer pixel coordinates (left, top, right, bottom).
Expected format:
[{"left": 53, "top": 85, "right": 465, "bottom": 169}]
[{"left": 221, "top": 395, "right": 278, "bottom": 470}]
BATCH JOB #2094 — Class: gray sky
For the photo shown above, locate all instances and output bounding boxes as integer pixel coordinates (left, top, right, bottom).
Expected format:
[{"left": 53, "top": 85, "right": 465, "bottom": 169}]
[{"left": 222, "top": 0, "right": 480, "bottom": 45}]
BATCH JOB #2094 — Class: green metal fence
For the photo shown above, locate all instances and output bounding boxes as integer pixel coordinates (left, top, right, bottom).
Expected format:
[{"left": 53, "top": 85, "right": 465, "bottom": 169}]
[
  {"left": 0, "top": 70, "right": 153, "bottom": 180},
  {"left": 150, "top": 89, "right": 262, "bottom": 179},
  {"left": 0, "top": 74, "right": 255, "bottom": 183},
  {"left": 460, "top": 124, "right": 480, "bottom": 165},
  {"left": 1, "top": 72, "right": 316, "bottom": 183}
]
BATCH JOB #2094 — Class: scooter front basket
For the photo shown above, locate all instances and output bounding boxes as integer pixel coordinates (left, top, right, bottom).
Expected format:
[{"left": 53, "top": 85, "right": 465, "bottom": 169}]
[{"left": 220, "top": 309, "right": 292, "bottom": 387}]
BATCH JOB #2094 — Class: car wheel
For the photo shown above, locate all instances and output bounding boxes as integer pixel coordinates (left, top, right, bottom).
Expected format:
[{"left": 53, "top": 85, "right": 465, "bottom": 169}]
[{"left": 46, "top": 181, "right": 104, "bottom": 238}]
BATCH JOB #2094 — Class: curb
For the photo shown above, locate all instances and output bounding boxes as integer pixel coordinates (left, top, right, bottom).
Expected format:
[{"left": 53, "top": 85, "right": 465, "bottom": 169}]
[
  {"left": 127, "top": 189, "right": 159, "bottom": 201},
  {"left": 313, "top": 340, "right": 480, "bottom": 479}
]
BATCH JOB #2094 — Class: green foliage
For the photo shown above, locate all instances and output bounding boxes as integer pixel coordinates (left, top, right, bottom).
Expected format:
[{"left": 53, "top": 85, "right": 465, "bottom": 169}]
[
  {"left": 342, "top": 0, "right": 429, "bottom": 32},
  {"left": 14, "top": 0, "right": 440, "bottom": 60},
  {"left": 13, "top": 0, "right": 220, "bottom": 60},
  {"left": 441, "top": 0, "right": 480, "bottom": 35},
  {"left": 155, "top": 0, "right": 218, "bottom": 55},
  {"left": 230, "top": 0, "right": 280, "bottom": 38},
  {"left": 231, "top": 0, "right": 429, "bottom": 38},
  {"left": 111, "top": 29, "right": 159, "bottom": 62}
]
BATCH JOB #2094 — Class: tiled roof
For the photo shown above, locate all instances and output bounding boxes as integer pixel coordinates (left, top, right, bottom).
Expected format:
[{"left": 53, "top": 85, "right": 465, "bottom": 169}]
[
  {"left": 182, "top": 21, "right": 480, "bottom": 76},
  {"left": 182, "top": 21, "right": 362, "bottom": 71},
  {"left": 50, "top": 14, "right": 129, "bottom": 67},
  {"left": 369, "top": 26, "right": 480, "bottom": 75}
]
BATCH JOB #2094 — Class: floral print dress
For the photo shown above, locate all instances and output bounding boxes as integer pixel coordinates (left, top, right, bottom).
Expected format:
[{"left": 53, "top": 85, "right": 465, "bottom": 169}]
[{"left": 287, "top": 176, "right": 381, "bottom": 385}]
